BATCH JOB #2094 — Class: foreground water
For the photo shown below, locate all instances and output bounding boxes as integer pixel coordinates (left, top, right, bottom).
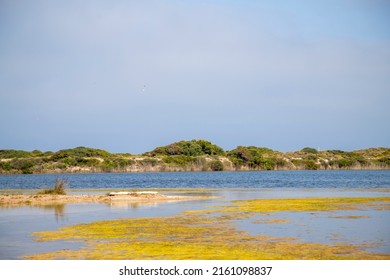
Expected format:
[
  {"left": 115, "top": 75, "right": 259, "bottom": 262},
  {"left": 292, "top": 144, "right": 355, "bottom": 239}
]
[{"left": 0, "top": 171, "right": 389, "bottom": 259}]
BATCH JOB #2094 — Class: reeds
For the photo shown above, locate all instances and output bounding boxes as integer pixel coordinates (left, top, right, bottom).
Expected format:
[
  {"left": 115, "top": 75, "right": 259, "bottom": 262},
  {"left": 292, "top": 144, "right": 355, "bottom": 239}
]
[{"left": 37, "top": 179, "right": 67, "bottom": 195}]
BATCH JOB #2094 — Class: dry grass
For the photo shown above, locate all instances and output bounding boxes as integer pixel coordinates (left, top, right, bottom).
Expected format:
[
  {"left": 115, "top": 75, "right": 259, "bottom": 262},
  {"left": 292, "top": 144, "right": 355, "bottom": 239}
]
[{"left": 37, "top": 179, "right": 68, "bottom": 195}]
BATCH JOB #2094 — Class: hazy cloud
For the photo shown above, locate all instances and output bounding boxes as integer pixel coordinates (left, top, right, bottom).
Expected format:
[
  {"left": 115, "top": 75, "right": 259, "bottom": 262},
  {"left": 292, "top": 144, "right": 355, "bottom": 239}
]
[{"left": 1, "top": 0, "right": 389, "bottom": 152}]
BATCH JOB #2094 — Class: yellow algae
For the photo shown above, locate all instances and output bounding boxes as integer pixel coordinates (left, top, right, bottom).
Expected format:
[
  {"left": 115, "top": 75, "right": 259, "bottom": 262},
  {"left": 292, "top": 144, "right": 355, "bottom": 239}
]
[
  {"left": 330, "top": 215, "right": 370, "bottom": 219},
  {"left": 27, "top": 229, "right": 389, "bottom": 260},
  {"left": 26, "top": 196, "right": 390, "bottom": 260},
  {"left": 223, "top": 197, "right": 390, "bottom": 213},
  {"left": 33, "top": 215, "right": 216, "bottom": 242},
  {"left": 252, "top": 218, "right": 290, "bottom": 224}
]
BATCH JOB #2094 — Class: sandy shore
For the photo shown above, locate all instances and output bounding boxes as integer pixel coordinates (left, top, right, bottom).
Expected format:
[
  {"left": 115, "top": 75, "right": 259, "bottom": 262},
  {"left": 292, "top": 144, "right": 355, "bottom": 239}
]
[{"left": 0, "top": 192, "right": 214, "bottom": 206}]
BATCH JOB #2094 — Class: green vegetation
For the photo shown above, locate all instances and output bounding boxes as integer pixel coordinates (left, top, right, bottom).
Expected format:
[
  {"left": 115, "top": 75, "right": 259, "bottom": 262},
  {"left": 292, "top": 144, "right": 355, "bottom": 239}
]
[
  {"left": 51, "top": 146, "right": 111, "bottom": 160},
  {"left": 209, "top": 160, "right": 224, "bottom": 171},
  {"left": 0, "top": 150, "right": 33, "bottom": 159},
  {"left": 227, "top": 146, "right": 281, "bottom": 170},
  {"left": 0, "top": 142, "right": 389, "bottom": 174},
  {"left": 148, "top": 139, "right": 225, "bottom": 157},
  {"left": 37, "top": 179, "right": 68, "bottom": 195},
  {"left": 301, "top": 147, "right": 319, "bottom": 154}
]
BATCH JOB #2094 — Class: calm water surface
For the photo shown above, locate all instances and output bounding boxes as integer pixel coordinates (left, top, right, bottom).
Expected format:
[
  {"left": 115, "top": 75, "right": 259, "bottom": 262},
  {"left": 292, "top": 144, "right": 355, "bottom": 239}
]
[
  {"left": 0, "top": 171, "right": 389, "bottom": 259},
  {"left": 0, "top": 170, "right": 389, "bottom": 190}
]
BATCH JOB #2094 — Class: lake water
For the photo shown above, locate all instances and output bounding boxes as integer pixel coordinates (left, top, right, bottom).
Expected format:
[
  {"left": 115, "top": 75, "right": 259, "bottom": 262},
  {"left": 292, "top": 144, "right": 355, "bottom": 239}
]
[
  {"left": 1, "top": 170, "right": 389, "bottom": 259},
  {"left": 0, "top": 170, "right": 389, "bottom": 190}
]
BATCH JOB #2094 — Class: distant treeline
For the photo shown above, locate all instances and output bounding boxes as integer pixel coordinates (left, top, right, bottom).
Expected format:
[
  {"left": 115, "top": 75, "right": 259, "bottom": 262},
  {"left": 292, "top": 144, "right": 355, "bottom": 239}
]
[{"left": 0, "top": 140, "right": 389, "bottom": 174}]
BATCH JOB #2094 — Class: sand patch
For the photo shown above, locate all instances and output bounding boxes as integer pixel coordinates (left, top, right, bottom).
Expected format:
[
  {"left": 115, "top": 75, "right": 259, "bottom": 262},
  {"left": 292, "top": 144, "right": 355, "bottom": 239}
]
[{"left": 0, "top": 192, "right": 214, "bottom": 207}]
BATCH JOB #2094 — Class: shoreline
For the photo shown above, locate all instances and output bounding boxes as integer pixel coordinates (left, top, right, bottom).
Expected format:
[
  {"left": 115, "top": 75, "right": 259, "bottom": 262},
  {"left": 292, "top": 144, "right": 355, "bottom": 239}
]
[
  {"left": 1, "top": 186, "right": 390, "bottom": 207},
  {"left": 1, "top": 167, "right": 390, "bottom": 175},
  {"left": 0, "top": 192, "right": 217, "bottom": 207}
]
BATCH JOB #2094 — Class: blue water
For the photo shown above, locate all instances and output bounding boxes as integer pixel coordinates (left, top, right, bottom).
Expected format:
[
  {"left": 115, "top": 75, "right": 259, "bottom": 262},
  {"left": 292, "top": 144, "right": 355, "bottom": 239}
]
[{"left": 0, "top": 170, "right": 389, "bottom": 190}]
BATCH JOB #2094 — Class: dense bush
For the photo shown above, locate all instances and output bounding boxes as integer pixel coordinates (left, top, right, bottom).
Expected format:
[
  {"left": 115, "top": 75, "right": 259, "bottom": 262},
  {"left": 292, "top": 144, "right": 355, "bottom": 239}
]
[
  {"left": 304, "top": 160, "right": 318, "bottom": 170},
  {"left": 227, "top": 146, "right": 276, "bottom": 169},
  {"left": 307, "top": 154, "right": 318, "bottom": 161},
  {"left": 377, "top": 157, "right": 390, "bottom": 166},
  {"left": 149, "top": 140, "right": 225, "bottom": 157},
  {"left": 0, "top": 144, "right": 388, "bottom": 173},
  {"left": 337, "top": 158, "right": 356, "bottom": 168},
  {"left": 195, "top": 140, "right": 225, "bottom": 155},
  {"left": 0, "top": 161, "right": 12, "bottom": 171},
  {"left": 261, "top": 158, "right": 276, "bottom": 170},
  {"left": 209, "top": 160, "right": 224, "bottom": 171},
  {"left": 51, "top": 147, "right": 111, "bottom": 160},
  {"left": 301, "top": 147, "right": 318, "bottom": 154},
  {"left": 0, "top": 150, "right": 32, "bottom": 159},
  {"left": 10, "top": 158, "right": 35, "bottom": 174}
]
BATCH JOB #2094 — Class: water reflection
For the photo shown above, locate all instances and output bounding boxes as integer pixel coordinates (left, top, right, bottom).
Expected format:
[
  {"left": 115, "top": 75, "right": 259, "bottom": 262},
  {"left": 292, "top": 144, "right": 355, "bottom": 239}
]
[
  {"left": 107, "top": 200, "right": 164, "bottom": 209},
  {"left": 41, "top": 204, "right": 66, "bottom": 222}
]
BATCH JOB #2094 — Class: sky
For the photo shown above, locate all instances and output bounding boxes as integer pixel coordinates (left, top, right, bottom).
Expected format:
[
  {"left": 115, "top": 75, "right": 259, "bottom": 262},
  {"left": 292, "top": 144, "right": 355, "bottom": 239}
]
[{"left": 1, "top": 0, "right": 389, "bottom": 154}]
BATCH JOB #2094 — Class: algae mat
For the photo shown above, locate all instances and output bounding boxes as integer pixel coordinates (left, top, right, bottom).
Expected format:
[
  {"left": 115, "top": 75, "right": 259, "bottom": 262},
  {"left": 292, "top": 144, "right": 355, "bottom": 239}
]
[{"left": 26, "top": 197, "right": 390, "bottom": 260}]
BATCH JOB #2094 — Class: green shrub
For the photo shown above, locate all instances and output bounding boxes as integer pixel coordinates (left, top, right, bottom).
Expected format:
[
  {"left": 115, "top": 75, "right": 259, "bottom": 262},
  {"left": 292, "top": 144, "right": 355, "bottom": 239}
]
[
  {"left": 260, "top": 158, "right": 276, "bottom": 170},
  {"left": 209, "top": 160, "right": 224, "bottom": 171},
  {"left": 227, "top": 146, "right": 276, "bottom": 169},
  {"left": 51, "top": 147, "right": 110, "bottom": 160},
  {"left": 149, "top": 140, "right": 225, "bottom": 157},
  {"left": 301, "top": 147, "right": 318, "bottom": 154},
  {"left": 10, "top": 158, "right": 35, "bottom": 174},
  {"left": 304, "top": 160, "right": 318, "bottom": 170},
  {"left": 194, "top": 140, "right": 225, "bottom": 156},
  {"left": 337, "top": 158, "right": 356, "bottom": 168},
  {"left": 61, "top": 157, "right": 77, "bottom": 166},
  {"left": 0, "top": 150, "right": 32, "bottom": 159},
  {"left": 0, "top": 161, "right": 12, "bottom": 171},
  {"left": 377, "top": 157, "right": 390, "bottom": 166},
  {"left": 307, "top": 154, "right": 318, "bottom": 161}
]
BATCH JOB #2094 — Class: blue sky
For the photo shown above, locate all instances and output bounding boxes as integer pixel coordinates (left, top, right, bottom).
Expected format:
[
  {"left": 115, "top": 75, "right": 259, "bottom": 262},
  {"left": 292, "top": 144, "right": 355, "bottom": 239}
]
[{"left": 1, "top": 0, "right": 389, "bottom": 153}]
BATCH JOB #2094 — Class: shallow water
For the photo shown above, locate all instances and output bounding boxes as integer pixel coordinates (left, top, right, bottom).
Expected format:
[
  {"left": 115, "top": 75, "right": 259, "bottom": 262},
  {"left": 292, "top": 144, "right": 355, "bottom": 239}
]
[
  {"left": 0, "top": 193, "right": 219, "bottom": 259},
  {"left": 237, "top": 208, "right": 390, "bottom": 254},
  {"left": 1, "top": 188, "right": 389, "bottom": 259},
  {"left": 0, "top": 171, "right": 389, "bottom": 259}
]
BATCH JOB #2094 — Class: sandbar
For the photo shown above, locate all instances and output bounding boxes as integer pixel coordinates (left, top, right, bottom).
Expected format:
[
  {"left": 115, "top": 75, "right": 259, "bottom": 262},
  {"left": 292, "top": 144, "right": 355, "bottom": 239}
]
[{"left": 0, "top": 192, "right": 215, "bottom": 206}]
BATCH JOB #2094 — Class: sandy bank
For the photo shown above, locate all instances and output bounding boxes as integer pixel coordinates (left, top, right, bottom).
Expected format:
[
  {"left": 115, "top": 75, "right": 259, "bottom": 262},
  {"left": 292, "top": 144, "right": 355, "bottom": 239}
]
[{"left": 0, "top": 192, "right": 214, "bottom": 206}]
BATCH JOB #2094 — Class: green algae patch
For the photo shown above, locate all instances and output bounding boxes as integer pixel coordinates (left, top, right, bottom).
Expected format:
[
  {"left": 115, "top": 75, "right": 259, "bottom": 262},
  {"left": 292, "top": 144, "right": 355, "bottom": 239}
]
[
  {"left": 252, "top": 218, "right": 290, "bottom": 224},
  {"left": 329, "top": 215, "right": 370, "bottom": 219},
  {"left": 26, "top": 196, "right": 390, "bottom": 260},
  {"left": 222, "top": 197, "right": 390, "bottom": 213}
]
